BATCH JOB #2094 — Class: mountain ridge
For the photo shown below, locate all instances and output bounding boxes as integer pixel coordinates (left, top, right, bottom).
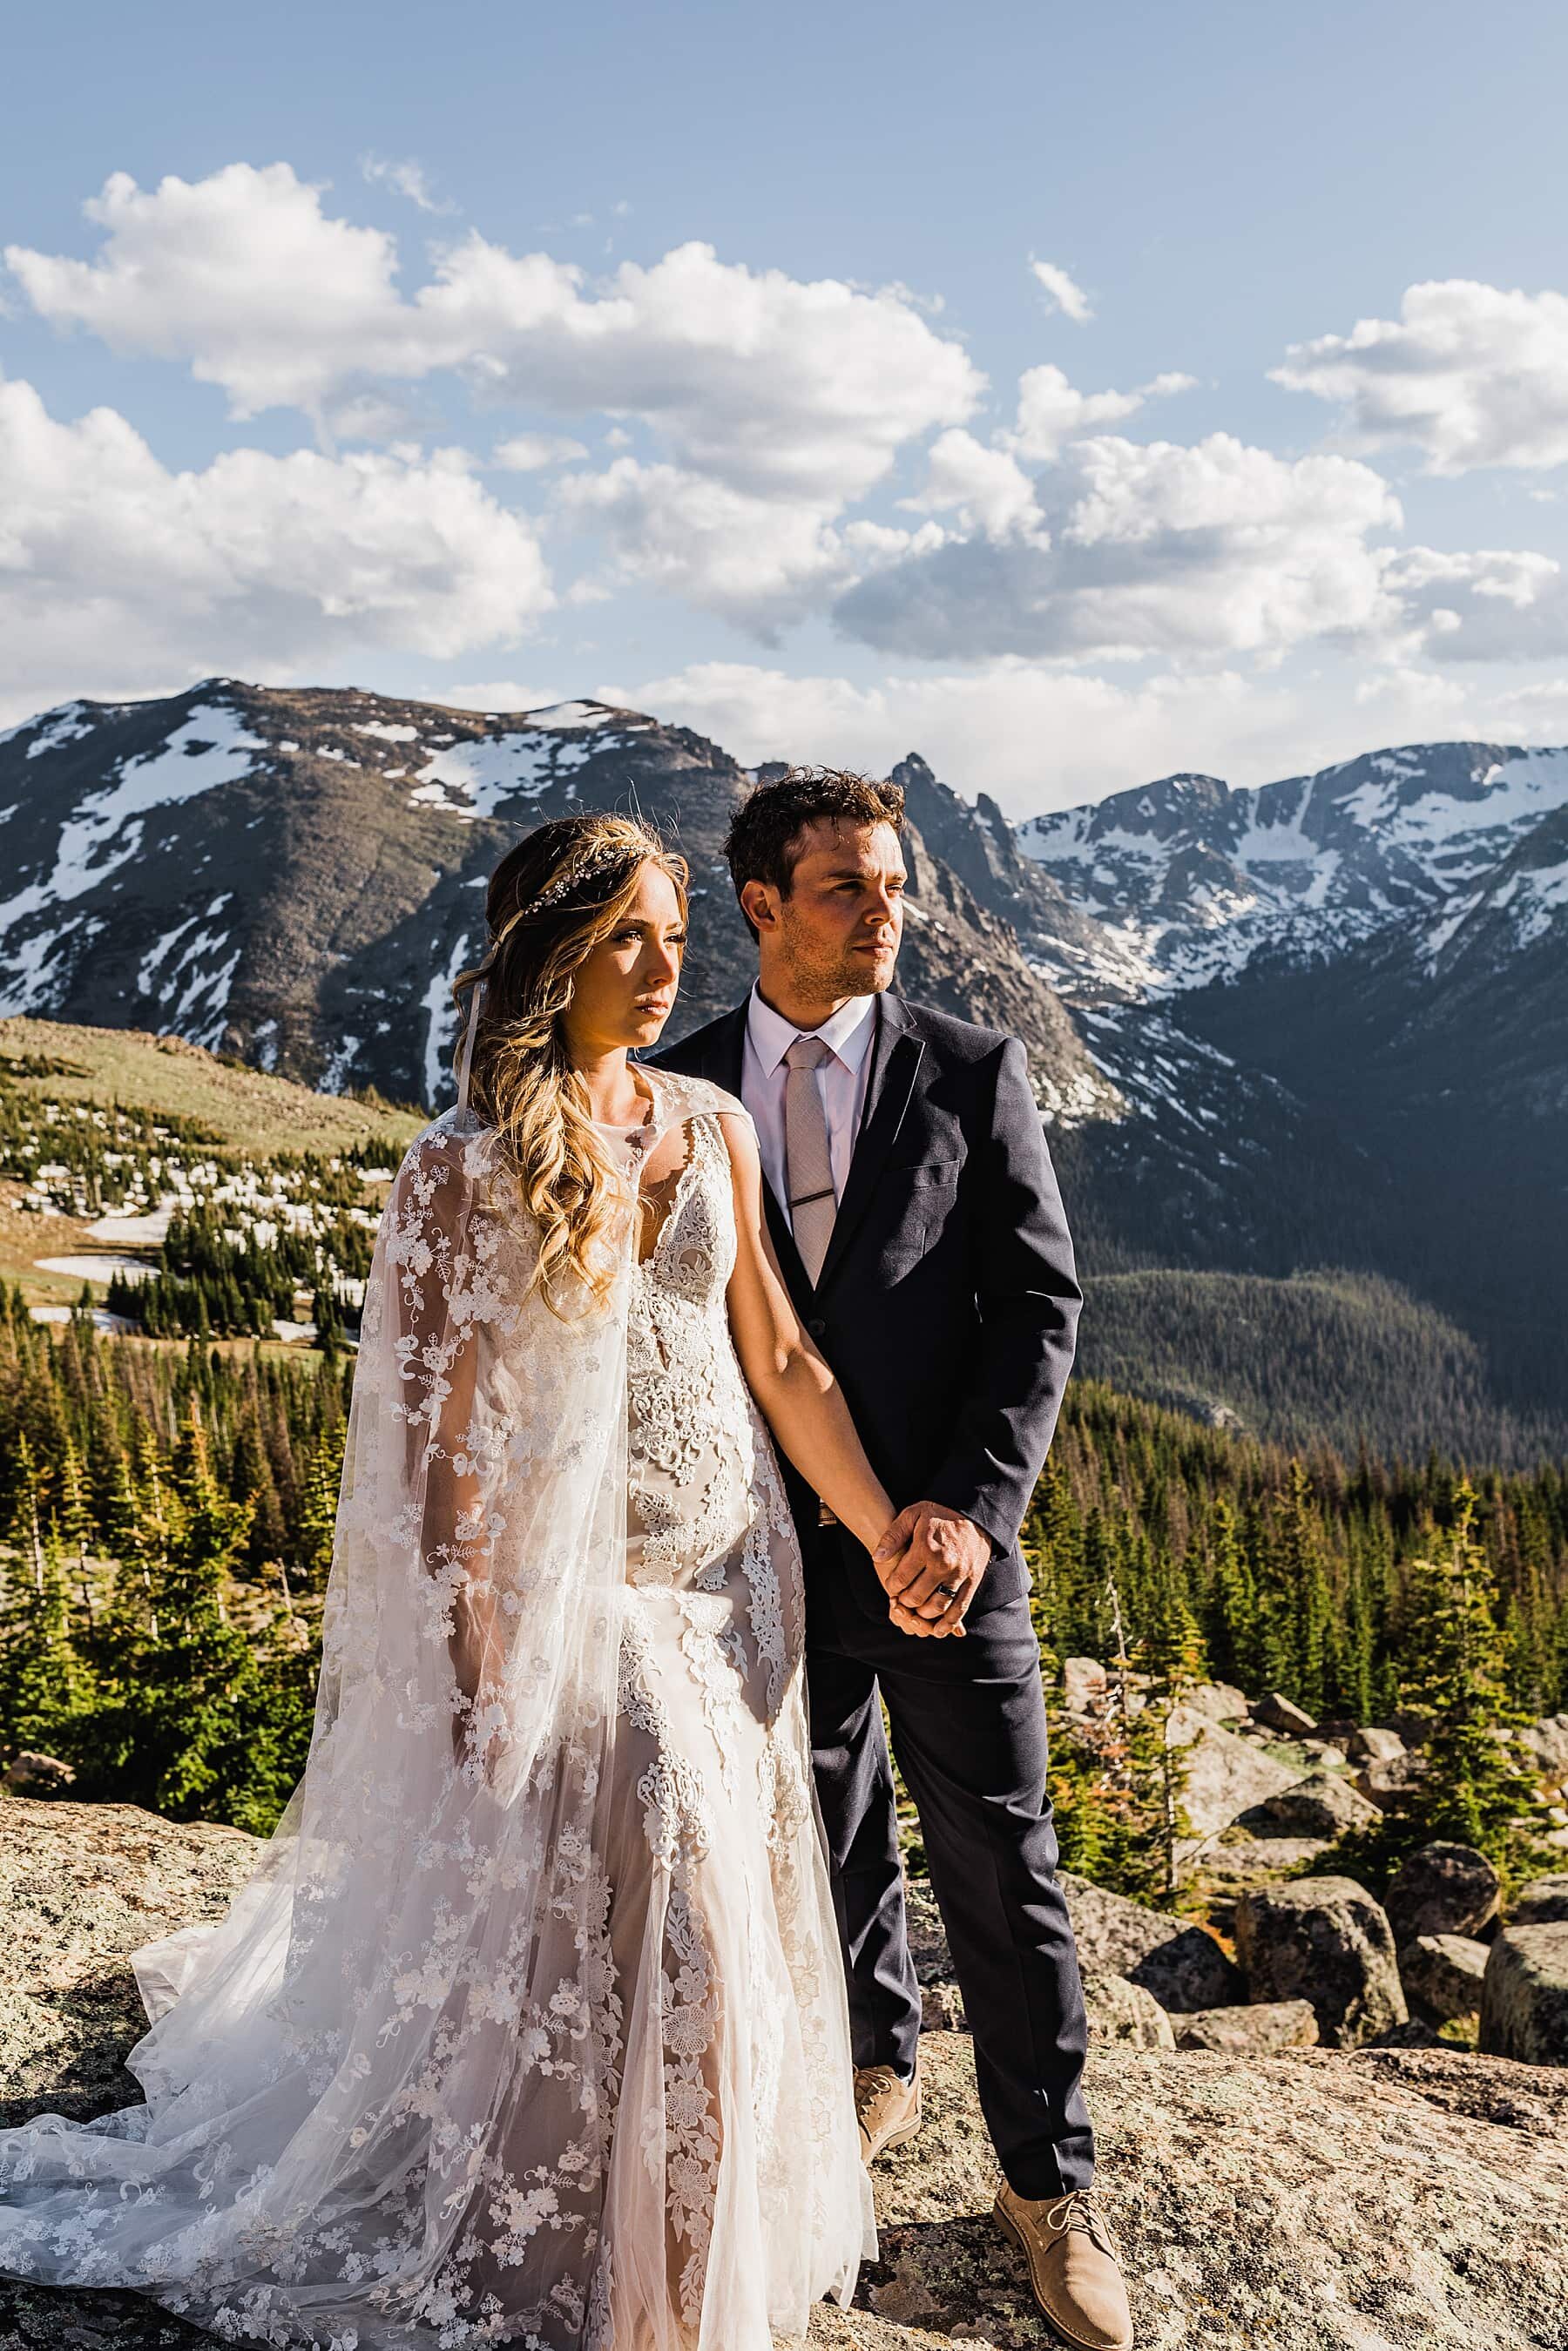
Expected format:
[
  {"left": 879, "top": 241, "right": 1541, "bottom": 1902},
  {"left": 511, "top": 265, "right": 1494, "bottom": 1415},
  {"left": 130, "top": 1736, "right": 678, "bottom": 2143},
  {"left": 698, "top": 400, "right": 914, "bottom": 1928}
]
[
  {"left": 1017, "top": 737, "right": 1568, "bottom": 1003},
  {"left": 0, "top": 679, "right": 1116, "bottom": 1124},
  {"left": 4, "top": 679, "right": 1565, "bottom": 1440}
]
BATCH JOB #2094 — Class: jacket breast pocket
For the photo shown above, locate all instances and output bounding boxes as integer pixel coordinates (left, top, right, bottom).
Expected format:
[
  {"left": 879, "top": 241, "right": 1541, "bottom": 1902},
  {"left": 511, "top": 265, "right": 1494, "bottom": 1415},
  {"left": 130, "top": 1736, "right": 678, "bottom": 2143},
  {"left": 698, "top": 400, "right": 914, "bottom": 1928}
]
[
  {"left": 885, "top": 1151, "right": 964, "bottom": 1187},
  {"left": 877, "top": 1156, "right": 963, "bottom": 1267}
]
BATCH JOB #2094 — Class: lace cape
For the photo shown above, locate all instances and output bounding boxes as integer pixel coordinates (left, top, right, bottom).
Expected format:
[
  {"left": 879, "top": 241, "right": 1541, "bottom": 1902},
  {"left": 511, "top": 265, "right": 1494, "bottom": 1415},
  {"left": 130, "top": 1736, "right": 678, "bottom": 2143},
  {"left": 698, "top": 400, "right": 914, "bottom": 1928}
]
[{"left": 0, "top": 1065, "right": 754, "bottom": 2348}]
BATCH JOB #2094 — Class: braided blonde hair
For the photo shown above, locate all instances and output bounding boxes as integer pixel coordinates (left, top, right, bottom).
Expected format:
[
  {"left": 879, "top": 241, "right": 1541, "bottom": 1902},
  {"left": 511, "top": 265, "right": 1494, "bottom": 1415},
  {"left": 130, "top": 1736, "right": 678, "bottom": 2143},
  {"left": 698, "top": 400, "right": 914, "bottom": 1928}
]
[{"left": 455, "top": 813, "right": 688, "bottom": 1313}]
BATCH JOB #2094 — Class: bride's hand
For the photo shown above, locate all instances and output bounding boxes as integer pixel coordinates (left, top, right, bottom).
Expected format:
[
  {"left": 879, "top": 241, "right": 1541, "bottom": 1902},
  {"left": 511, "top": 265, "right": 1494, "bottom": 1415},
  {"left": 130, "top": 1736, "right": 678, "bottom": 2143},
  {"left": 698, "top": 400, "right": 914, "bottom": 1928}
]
[
  {"left": 872, "top": 1505, "right": 976, "bottom": 1639},
  {"left": 868, "top": 1519, "right": 946, "bottom": 1640}
]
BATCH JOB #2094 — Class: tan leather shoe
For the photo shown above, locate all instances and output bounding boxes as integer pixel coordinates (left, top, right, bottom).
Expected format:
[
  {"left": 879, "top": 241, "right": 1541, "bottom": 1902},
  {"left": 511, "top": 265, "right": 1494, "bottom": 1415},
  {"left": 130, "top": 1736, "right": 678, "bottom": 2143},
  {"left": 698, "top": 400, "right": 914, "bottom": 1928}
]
[
  {"left": 853, "top": 2058, "right": 922, "bottom": 2162},
  {"left": 994, "top": 2181, "right": 1132, "bottom": 2351}
]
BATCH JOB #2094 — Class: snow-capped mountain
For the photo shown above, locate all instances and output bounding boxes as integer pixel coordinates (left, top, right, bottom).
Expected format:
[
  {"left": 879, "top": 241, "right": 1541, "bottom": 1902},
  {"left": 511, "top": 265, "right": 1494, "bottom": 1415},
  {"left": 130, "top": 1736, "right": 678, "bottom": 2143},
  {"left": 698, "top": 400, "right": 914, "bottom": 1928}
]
[
  {"left": 0, "top": 679, "right": 1113, "bottom": 1124},
  {"left": 1017, "top": 742, "right": 1568, "bottom": 1001},
  {"left": 3, "top": 679, "right": 1565, "bottom": 1445}
]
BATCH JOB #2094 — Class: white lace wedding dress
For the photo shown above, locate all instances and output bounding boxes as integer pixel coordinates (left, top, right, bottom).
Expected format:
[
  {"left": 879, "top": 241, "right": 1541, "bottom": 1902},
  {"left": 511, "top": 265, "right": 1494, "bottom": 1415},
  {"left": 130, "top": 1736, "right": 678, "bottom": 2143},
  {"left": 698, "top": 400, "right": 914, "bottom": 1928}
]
[{"left": 0, "top": 1069, "right": 873, "bottom": 2349}]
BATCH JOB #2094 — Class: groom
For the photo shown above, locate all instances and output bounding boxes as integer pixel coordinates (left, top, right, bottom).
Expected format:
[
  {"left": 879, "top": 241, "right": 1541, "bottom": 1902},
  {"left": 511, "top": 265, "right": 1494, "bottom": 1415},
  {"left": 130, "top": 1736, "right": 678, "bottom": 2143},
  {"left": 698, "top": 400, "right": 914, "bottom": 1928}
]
[{"left": 657, "top": 769, "right": 1132, "bottom": 2350}]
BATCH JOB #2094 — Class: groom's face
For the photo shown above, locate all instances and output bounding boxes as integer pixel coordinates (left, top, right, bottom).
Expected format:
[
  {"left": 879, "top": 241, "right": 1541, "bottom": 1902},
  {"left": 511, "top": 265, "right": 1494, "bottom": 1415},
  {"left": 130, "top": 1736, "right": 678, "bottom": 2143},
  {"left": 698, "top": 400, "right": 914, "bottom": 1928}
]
[{"left": 752, "top": 817, "right": 906, "bottom": 1009}]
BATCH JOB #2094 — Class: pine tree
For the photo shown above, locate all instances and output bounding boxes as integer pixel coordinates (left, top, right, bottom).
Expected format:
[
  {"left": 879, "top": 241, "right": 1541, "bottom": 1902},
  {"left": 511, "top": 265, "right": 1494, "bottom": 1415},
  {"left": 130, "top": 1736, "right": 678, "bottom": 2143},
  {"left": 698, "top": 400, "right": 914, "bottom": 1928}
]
[
  {"left": 297, "top": 1419, "right": 348, "bottom": 1588},
  {"left": 1044, "top": 1561, "right": 1192, "bottom": 1908},
  {"left": 1133, "top": 1574, "right": 1204, "bottom": 1901},
  {"left": 84, "top": 1402, "right": 293, "bottom": 1829},
  {"left": 0, "top": 1462, "right": 83, "bottom": 1757},
  {"left": 55, "top": 1441, "right": 98, "bottom": 1638},
  {"left": 1202, "top": 1495, "right": 1255, "bottom": 1686},
  {"left": 1274, "top": 1460, "right": 1331, "bottom": 1715},
  {"left": 1334, "top": 1482, "right": 1551, "bottom": 1888},
  {"left": 1334, "top": 1556, "right": 1376, "bottom": 1725},
  {"left": 233, "top": 1400, "right": 287, "bottom": 1570}
]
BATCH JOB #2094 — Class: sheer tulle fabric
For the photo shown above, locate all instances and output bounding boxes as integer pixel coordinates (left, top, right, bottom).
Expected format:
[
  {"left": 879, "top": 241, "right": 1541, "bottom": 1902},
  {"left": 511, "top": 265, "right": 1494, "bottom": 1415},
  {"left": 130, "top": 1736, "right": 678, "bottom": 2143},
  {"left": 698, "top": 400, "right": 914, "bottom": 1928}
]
[{"left": 0, "top": 1069, "right": 873, "bottom": 2347}]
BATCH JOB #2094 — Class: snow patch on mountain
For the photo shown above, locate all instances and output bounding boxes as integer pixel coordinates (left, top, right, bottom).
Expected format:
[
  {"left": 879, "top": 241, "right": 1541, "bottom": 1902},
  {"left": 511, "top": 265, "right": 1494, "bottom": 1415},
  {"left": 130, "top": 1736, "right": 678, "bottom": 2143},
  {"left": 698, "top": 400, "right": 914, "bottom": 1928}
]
[
  {"left": 421, "top": 929, "right": 481, "bottom": 1106},
  {"left": 406, "top": 725, "right": 615, "bottom": 820},
  {"left": 1017, "top": 742, "right": 1568, "bottom": 1001},
  {"left": 19, "top": 708, "right": 261, "bottom": 905},
  {"left": 24, "top": 705, "right": 98, "bottom": 760},
  {"left": 0, "top": 708, "right": 261, "bottom": 1018},
  {"left": 526, "top": 701, "right": 643, "bottom": 732}
]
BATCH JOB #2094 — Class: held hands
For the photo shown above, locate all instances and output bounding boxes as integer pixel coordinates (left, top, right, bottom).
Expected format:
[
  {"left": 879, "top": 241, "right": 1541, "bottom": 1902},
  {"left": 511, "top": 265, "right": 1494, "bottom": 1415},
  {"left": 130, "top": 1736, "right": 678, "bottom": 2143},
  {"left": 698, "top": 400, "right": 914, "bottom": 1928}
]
[{"left": 870, "top": 1500, "right": 991, "bottom": 1638}]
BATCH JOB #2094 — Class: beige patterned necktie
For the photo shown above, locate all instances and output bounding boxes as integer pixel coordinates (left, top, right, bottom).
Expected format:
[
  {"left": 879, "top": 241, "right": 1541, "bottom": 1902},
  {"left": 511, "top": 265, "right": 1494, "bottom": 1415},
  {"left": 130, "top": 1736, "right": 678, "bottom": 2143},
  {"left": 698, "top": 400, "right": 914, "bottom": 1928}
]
[{"left": 783, "top": 1034, "right": 836, "bottom": 1286}]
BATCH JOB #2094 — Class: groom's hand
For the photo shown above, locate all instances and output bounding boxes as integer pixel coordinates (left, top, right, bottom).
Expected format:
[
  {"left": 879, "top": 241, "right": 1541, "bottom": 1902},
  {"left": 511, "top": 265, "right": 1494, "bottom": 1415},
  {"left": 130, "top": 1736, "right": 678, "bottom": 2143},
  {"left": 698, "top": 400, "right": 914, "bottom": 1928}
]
[{"left": 872, "top": 1501, "right": 990, "bottom": 1638}]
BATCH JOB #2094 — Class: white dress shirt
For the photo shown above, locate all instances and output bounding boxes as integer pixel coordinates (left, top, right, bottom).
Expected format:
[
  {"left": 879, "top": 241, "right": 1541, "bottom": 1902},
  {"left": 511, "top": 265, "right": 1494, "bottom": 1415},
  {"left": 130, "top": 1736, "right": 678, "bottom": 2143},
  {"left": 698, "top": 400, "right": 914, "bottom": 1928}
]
[{"left": 741, "top": 984, "right": 877, "bottom": 1228}]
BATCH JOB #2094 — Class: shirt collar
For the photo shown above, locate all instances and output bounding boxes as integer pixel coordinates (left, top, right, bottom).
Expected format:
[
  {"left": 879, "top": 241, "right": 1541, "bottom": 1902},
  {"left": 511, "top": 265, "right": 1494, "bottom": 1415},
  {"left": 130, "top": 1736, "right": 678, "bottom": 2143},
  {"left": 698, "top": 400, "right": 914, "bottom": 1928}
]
[{"left": 746, "top": 983, "right": 877, "bottom": 1079}]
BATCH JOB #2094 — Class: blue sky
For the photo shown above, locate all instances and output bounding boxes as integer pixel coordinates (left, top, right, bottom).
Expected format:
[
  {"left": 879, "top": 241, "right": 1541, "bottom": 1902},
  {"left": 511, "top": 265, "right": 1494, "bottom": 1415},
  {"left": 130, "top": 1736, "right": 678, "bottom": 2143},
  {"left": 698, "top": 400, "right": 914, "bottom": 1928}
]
[{"left": 5, "top": 0, "right": 1568, "bottom": 809}]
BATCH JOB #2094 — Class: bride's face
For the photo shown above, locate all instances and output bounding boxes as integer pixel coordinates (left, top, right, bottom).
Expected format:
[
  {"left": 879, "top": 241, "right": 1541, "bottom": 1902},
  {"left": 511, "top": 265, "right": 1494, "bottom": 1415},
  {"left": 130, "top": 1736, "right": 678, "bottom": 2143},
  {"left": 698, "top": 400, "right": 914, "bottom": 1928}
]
[{"left": 564, "top": 860, "right": 687, "bottom": 1058}]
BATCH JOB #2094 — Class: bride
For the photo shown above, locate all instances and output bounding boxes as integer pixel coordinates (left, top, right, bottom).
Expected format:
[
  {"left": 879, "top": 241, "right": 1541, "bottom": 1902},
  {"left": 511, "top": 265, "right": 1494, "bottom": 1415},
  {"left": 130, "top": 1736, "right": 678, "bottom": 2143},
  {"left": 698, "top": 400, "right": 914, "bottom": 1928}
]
[{"left": 0, "top": 812, "right": 891, "bottom": 2348}]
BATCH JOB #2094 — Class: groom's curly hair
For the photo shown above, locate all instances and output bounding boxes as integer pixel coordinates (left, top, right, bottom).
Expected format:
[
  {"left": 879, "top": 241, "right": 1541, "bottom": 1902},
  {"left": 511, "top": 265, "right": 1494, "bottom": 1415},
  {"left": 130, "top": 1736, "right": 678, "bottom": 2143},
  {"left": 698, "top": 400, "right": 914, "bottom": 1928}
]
[{"left": 724, "top": 767, "right": 905, "bottom": 936}]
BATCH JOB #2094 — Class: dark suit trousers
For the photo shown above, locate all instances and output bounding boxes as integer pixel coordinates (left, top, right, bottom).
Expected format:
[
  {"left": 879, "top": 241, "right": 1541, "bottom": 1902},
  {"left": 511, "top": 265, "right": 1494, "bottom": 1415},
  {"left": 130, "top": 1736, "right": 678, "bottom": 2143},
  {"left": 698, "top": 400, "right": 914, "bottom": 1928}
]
[{"left": 805, "top": 1526, "right": 1094, "bottom": 2199}]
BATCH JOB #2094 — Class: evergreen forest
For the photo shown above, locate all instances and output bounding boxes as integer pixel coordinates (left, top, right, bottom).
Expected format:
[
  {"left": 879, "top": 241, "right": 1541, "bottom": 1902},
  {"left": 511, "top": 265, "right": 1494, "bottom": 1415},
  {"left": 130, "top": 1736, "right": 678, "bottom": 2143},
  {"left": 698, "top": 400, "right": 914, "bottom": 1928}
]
[{"left": 3, "top": 1284, "right": 1564, "bottom": 1895}]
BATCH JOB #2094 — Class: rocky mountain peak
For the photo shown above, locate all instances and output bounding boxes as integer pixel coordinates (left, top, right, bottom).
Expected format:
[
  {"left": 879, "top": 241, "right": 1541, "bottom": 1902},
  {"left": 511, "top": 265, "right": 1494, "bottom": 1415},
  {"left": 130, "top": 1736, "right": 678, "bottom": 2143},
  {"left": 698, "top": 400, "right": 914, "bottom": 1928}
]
[
  {"left": 0, "top": 679, "right": 1114, "bottom": 1123},
  {"left": 1017, "top": 737, "right": 1568, "bottom": 1000}
]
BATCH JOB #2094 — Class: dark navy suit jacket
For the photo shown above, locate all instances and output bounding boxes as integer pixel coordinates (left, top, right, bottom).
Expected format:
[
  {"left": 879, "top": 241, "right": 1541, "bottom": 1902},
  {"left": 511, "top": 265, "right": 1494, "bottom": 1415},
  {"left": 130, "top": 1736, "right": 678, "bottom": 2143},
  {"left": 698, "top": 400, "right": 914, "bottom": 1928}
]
[{"left": 653, "top": 992, "right": 1083, "bottom": 1608}]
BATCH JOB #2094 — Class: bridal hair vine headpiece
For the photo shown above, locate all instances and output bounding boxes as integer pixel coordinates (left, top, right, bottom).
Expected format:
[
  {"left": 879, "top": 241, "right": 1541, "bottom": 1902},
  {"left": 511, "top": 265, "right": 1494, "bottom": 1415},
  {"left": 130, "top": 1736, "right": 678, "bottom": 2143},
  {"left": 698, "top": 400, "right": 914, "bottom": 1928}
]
[{"left": 530, "top": 834, "right": 639, "bottom": 913}]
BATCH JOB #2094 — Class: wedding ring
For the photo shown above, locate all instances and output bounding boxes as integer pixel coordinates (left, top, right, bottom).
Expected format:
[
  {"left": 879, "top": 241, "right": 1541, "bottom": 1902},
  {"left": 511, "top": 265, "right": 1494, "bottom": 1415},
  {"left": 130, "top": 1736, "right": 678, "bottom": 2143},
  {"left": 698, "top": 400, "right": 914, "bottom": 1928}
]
[{"left": 935, "top": 1582, "right": 962, "bottom": 1599}]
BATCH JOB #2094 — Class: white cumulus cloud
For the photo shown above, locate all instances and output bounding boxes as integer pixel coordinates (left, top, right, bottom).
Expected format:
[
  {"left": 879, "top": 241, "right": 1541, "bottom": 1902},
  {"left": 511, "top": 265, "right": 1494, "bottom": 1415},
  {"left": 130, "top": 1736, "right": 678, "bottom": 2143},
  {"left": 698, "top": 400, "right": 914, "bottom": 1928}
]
[
  {"left": 556, "top": 457, "right": 943, "bottom": 638},
  {"left": 606, "top": 654, "right": 1568, "bottom": 811},
  {"left": 839, "top": 432, "right": 1404, "bottom": 662},
  {"left": 492, "top": 432, "right": 590, "bottom": 471},
  {"left": 359, "top": 155, "right": 456, "bottom": 216},
  {"left": 1273, "top": 280, "right": 1568, "bottom": 474},
  {"left": 6, "top": 165, "right": 983, "bottom": 505},
  {"left": 605, "top": 659, "right": 1325, "bottom": 808},
  {"left": 1029, "top": 258, "right": 1093, "bottom": 325},
  {"left": 1379, "top": 544, "right": 1568, "bottom": 664},
  {"left": 901, "top": 429, "right": 1044, "bottom": 542},
  {"left": 1006, "top": 362, "right": 1195, "bottom": 464},
  {"left": 0, "top": 374, "right": 551, "bottom": 722}
]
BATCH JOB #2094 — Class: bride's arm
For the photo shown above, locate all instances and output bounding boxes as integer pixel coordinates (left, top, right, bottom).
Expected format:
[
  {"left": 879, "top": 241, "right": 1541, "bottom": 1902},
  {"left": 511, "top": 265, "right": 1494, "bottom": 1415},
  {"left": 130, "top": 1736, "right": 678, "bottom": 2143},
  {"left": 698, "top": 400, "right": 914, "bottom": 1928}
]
[
  {"left": 389, "top": 1134, "right": 501, "bottom": 1748},
  {"left": 719, "top": 1109, "right": 897, "bottom": 1560}
]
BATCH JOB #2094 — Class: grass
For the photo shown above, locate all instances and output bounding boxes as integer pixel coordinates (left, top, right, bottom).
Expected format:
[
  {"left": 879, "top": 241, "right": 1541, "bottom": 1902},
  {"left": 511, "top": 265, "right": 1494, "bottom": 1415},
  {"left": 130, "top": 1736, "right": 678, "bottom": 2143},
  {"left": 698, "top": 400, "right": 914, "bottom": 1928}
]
[{"left": 0, "top": 1017, "right": 426, "bottom": 1161}]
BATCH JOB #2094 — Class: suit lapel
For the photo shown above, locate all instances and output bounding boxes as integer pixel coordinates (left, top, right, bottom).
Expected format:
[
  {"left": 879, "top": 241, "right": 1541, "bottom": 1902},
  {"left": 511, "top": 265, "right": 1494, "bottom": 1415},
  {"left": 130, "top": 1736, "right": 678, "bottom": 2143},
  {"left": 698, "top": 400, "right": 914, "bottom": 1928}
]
[
  {"left": 814, "top": 995, "right": 923, "bottom": 1296},
  {"left": 698, "top": 1000, "right": 748, "bottom": 1100},
  {"left": 700, "top": 999, "right": 810, "bottom": 1301}
]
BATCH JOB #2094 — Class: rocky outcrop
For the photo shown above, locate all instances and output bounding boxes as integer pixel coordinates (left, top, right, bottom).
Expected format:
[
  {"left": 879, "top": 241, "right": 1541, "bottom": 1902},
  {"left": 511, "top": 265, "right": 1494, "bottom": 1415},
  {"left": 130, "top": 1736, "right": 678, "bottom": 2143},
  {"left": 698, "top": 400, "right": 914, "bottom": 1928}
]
[
  {"left": 1401, "top": 1933, "right": 1490, "bottom": 2023},
  {"left": 1191, "top": 1834, "right": 1332, "bottom": 1936},
  {"left": 1056, "top": 1872, "right": 1242, "bottom": 2012},
  {"left": 1164, "top": 1703, "right": 1304, "bottom": 1841},
  {"left": 1522, "top": 1715, "right": 1568, "bottom": 1792},
  {"left": 5, "top": 1798, "right": 1568, "bottom": 2351},
  {"left": 1355, "top": 1753, "right": 1429, "bottom": 1810},
  {"left": 1079, "top": 1972, "right": 1175, "bottom": 2050},
  {"left": 0, "top": 1797, "right": 259, "bottom": 2131},
  {"left": 1481, "top": 1924, "right": 1568, "bottom": 2066},
  {"left": 1512, "top": 1874, "right": 1568, "bottom": 1927},
  {"left": 1239, "top": 1767, "right": 1380, "bottom": 1839},
  {"left": 1173, "top": 2000, "right": 1320, "bottom": 2054},
  {"left": 1185, "top": 1681, "right": 1248, "bottom": 1726},
  {"left": 1384, "top": 1841, "right": 1501, "bottom": 1943},
  {"left": 1059, "top": 1657, "right": 1112, "bottom": 1715},
  {"left": 1234, "top": 1876, "right": 1408, "bottom": 2049},
  {"left": 1251, "top": 1692, "right": 1316, "bottom": 1737},
  {"left": 802, "top": 2036, "right": 1568, "bottom": 2349},
  {"left": 1347, "top": 1725, "right": 1406, "bottom": 1765},
  {"left": 2, "top": 1752, "right": 78, "bottom": 1796}
]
